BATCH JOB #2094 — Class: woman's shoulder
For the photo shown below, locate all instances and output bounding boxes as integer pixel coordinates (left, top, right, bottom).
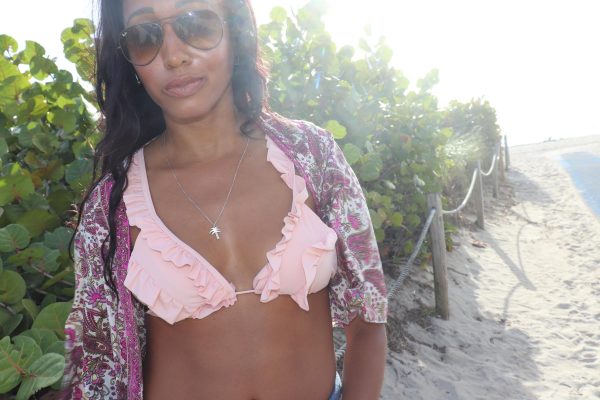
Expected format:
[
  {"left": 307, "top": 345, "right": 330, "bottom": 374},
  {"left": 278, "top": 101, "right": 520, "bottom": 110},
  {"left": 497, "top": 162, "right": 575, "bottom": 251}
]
[
  {"left": 78, "top": 173, "right": 114, "bottom": 232},
  {"left": 260, "top": 110, "right": 331, "bottom": 136},
  {"left": 259, "top": 111, "right": 336, "bottom": 166}
]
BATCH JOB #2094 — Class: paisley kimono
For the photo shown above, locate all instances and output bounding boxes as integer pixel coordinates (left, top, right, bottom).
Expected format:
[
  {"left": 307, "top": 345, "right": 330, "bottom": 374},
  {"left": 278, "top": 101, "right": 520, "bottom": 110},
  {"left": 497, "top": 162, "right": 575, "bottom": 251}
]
[{"left": 59, "top": 111, "right": 388, "bottom": 399}]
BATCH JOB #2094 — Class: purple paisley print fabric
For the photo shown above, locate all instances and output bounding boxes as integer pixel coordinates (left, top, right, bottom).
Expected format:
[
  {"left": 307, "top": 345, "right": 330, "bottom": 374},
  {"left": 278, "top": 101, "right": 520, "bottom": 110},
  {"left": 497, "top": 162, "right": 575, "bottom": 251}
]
[{"left": 59, "top": 112, "right": 388, "bottom": 399}]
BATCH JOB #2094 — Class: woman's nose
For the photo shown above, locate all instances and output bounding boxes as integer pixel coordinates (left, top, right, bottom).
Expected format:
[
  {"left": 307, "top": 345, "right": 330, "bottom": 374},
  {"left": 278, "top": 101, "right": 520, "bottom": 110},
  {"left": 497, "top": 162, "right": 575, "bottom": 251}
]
[{"left": 160, "top": 23, "right": 190, "bottom": 69}]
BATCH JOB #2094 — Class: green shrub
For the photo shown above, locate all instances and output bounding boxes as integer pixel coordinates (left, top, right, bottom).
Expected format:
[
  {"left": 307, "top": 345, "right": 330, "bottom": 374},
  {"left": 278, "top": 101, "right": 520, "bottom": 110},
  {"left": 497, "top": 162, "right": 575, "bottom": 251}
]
[
  {"left": 0, "top": 19, "right": 97, "bottom": 399},
  {"left": 262, "top": 3, "right": 453, "bottom": 261},
  {"left": 441, "top": 98, "right": 502, "bottom": 206}
]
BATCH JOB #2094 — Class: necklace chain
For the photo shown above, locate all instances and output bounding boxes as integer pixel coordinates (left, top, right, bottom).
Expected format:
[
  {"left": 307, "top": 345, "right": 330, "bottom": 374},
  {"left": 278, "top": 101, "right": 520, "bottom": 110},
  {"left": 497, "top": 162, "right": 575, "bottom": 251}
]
[{"left": 162, "top": 132, "right": 250, "bottom": 240}]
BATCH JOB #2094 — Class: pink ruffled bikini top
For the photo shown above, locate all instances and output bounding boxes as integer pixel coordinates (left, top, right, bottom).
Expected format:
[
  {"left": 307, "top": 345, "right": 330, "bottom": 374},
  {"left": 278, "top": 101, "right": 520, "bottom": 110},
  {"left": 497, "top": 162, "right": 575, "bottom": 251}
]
[{"left": 122, "top": 134, "right": 339, "bottom": 325}]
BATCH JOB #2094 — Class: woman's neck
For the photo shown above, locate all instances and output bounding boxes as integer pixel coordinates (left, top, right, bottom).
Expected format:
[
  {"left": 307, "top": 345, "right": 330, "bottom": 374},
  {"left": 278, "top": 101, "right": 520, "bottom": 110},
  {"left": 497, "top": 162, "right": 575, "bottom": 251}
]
[{"left": 161, "top": 100, "right": 248, "bottom": 166}]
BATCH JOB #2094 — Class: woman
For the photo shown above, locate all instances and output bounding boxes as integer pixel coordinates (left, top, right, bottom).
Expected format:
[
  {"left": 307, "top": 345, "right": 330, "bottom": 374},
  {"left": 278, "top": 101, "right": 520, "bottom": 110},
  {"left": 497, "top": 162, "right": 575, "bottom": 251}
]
[{"left": 60, "top": 0, "right": 388, "bottom": 399}]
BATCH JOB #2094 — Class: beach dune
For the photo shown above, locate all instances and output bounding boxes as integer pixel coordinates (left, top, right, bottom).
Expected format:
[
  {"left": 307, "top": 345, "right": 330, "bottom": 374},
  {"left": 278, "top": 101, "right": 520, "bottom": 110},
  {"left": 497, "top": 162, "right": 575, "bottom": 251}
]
[{"left": 381, "top": 135, "right": 600, "bottom": 399}]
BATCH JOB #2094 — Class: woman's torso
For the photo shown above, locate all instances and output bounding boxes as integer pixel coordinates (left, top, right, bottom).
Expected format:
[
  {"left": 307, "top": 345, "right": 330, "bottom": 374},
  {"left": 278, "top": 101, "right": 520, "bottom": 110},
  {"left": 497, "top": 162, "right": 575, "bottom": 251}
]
[{"left": 128, "top": 129, "right": 338, "bottom": 399}]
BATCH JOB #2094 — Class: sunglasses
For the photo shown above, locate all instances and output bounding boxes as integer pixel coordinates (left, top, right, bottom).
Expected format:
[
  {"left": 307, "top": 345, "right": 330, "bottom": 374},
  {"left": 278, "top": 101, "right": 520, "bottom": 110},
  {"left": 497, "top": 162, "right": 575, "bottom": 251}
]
[{"left": 119, "top": 9, "right": 226, "bottom": 66}]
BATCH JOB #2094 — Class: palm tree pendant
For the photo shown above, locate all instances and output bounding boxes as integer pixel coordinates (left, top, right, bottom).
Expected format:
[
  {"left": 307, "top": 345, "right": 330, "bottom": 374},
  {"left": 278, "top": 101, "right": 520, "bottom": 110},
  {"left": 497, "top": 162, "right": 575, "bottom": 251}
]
[{"left": 209, "top": 225, "right": 221, "bottom": 240}]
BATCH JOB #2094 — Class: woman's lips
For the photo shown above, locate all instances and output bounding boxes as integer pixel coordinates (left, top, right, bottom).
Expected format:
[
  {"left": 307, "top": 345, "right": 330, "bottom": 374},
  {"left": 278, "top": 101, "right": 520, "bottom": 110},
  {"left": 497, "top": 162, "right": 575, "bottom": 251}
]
[{"left": 164, "top": 76, "right": 206, "bottom": 98}]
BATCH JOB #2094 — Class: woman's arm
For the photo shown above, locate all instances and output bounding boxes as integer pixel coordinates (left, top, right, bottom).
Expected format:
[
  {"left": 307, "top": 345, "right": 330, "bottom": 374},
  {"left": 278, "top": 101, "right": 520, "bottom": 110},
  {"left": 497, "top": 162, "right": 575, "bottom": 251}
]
[
  {"left": 316, "top": 127, "right": 389, "bottom": 398},
  {"left": 342, "top": 318, "right": 387, "bottom": 400},
  {"left": 59, "top": 180, "right": 114, "bottom": 399}
]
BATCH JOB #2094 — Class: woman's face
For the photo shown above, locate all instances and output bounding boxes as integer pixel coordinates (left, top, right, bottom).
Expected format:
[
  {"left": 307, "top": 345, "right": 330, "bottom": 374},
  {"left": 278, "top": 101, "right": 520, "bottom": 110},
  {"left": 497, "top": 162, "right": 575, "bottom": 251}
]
[{"left": 122, "top": 0, "right": 235, "bottom": 123}]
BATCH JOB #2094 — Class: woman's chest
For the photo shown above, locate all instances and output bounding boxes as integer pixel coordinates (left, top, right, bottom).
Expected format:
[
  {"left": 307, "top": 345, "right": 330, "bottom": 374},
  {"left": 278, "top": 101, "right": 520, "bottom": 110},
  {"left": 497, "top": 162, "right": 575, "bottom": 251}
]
[
  {"left": 133, "top": 135, "right": 317, "bottom": 290},
  {"left": 124, "top": 133, "right": 338, "bottom": 325}
]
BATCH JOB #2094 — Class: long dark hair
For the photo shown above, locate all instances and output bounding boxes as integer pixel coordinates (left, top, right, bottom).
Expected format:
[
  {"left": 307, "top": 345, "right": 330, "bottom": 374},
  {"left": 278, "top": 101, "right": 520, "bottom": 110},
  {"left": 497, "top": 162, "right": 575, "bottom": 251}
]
[{"left": 69, "top": 0, "right": 269, "bottom": 305}]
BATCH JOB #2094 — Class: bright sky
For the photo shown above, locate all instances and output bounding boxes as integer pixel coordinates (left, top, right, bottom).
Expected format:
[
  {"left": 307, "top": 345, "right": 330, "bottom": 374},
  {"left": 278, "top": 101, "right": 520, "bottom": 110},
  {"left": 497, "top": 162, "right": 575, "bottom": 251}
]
[{"left": 1, "top": 0, "right": 599, "bottom": 146}]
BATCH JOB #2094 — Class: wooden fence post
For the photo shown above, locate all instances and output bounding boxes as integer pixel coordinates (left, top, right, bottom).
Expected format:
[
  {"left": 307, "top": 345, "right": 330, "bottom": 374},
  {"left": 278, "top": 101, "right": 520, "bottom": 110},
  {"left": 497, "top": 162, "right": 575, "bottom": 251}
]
[
  {"left": 492, "top": 147, "right": 499, "bottom": 199},
  {"left": 504, "top": 136, "right": 510, "bottom": 170},
  {"left": 499, "top": 142, "right": 506, "bottom": 181},
  {"left": 427, "top": 193, "right": 449, "bottom": 320},
  {"left": 474, "top": 161, "right": 485, "bottom": 229}
]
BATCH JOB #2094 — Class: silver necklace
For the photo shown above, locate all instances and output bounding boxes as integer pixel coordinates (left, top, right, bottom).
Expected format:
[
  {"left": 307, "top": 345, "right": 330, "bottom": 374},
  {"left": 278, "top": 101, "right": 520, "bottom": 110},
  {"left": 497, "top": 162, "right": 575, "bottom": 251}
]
[{"left": 162, "top": 133, "right": 250, "bottom": 240}]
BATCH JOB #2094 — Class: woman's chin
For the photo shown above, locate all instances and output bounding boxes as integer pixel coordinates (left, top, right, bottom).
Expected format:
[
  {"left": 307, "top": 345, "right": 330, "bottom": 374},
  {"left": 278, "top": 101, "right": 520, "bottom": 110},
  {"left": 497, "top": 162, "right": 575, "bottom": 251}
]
[
  {"left": 161, "top": 104, "right": 218, "bottom": 124},
  {"left": 159, "top": 90, "right": 236, "bottom": 125}
]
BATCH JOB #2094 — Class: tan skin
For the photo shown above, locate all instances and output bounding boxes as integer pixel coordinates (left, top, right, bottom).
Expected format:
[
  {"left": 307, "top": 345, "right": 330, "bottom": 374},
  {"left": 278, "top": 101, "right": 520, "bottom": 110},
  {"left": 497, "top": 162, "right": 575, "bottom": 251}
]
[{"left": 123, "top": 0, "right": 387, "bottom": 398}]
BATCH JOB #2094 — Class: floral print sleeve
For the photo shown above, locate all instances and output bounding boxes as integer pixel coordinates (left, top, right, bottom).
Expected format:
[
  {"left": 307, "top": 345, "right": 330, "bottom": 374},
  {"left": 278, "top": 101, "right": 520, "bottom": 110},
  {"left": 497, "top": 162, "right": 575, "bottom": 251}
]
[
  {"left": 60, "top": 177, "right": 125, "bottom": 399},
  {"left": 318, "top": 130, "right": 388, "bottom": 328}
]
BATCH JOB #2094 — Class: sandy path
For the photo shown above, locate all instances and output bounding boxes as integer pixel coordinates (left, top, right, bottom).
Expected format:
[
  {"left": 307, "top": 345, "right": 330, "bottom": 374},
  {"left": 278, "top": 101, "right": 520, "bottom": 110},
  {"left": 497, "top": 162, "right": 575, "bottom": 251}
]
[{"left": 380, "top": 136, "right": 600, "bottom": 399}]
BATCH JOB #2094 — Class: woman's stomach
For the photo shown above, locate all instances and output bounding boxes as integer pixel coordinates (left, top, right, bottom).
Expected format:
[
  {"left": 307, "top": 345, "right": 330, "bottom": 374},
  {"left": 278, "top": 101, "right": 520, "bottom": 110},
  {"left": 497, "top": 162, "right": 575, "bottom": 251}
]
[{"left": 142, "top": 288, "right": 337, "bottom": 400}]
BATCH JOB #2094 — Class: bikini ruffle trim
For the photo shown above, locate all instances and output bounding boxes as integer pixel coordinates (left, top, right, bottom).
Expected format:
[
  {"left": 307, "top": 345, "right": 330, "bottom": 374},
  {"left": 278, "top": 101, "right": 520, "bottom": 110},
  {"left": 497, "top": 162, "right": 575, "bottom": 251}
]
[
  {"left": 122, "top": 137, "right": 337, "bottom": 324},
  {"left": 252, "top": 136, "right": 337, "bottom": 309},
  {"left": 292, "top": 230, "right": 338, "bottom": 310},
  {"left": 123, "top": 150, "right": 237, "bottom": 324}
]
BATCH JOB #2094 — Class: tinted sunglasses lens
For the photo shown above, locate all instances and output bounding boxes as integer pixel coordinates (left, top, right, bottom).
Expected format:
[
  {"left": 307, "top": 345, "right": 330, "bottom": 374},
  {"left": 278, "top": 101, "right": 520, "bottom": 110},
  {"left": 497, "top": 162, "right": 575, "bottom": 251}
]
[
  {"left": 175, "top": 10, "right": 223, "bottom": 50},
  {"left": 121, "top": 23, "right": 162, "bottom": 65}
]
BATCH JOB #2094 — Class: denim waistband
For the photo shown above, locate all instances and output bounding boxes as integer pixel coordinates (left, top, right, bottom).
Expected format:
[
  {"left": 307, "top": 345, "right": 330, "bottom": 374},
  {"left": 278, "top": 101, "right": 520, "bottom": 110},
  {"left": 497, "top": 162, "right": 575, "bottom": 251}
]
[{"left": 328, "top": 371, "right": 342, "bottom": 400}]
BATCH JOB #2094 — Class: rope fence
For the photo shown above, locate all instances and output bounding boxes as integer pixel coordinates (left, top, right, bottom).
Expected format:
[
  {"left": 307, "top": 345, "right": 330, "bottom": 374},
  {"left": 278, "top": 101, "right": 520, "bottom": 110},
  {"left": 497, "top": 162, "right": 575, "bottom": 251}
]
[
  {"left": 442, "top": 168, "right": 478, "bottom": 215},
  {"left": 335, "top": 136, "right": 509, "bottom": 363},
  {"left": 479, "top": 147, "right": 498, "bottom": 177},
  {"left": 387, "top": 209, "right": 437, "bottom": 299},
  {"left": 335, "top": 208, "right": 437, "bottom": 361},
  {"left": 443, "top": 144, "right": 502, "bottom": 227}
]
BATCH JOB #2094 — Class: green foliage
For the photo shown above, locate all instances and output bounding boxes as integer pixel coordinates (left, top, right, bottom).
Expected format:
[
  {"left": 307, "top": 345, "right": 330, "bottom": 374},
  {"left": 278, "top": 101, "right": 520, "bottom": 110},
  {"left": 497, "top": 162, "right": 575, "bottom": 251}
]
[
  {"left": 0, "top": 21, "right": 98, "bottom": 398},
  {"left": 261, "top": 0, "right": 451, "bottom": 258},
  {"left": 31, "top": 302, "right": 72, "bottom": 340},
  {"left": 61, "top": 19, "right": 95, "bottom": 82},
  {"left": 15, "top": 352, "right": 65, "bottom": 400},
  {"left": 441, "top": 98, "right": 502, "bottom": 205},
  {"left": 0, "top": 270, "right": 27, "bottom": 304},
  {"left": 0, "top": 335, "right": 64, "bottom": 400},
  {"left": 443, "top": 97, "right": 501, "bottom": 166}
]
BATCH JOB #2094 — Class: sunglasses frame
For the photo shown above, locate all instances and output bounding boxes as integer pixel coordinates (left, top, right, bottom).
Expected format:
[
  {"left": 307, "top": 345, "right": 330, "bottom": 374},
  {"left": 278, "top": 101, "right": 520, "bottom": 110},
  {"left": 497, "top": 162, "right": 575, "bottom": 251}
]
[{"left": 118, "top": 9, "right": 228, "bottom": 66}]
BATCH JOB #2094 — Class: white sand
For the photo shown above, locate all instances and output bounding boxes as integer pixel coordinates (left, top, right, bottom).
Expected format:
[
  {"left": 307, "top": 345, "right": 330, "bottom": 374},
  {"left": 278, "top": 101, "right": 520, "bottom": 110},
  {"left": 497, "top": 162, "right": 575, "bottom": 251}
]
[{"left": 380, "top": 135, "right": 600, "bottom": 399}]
